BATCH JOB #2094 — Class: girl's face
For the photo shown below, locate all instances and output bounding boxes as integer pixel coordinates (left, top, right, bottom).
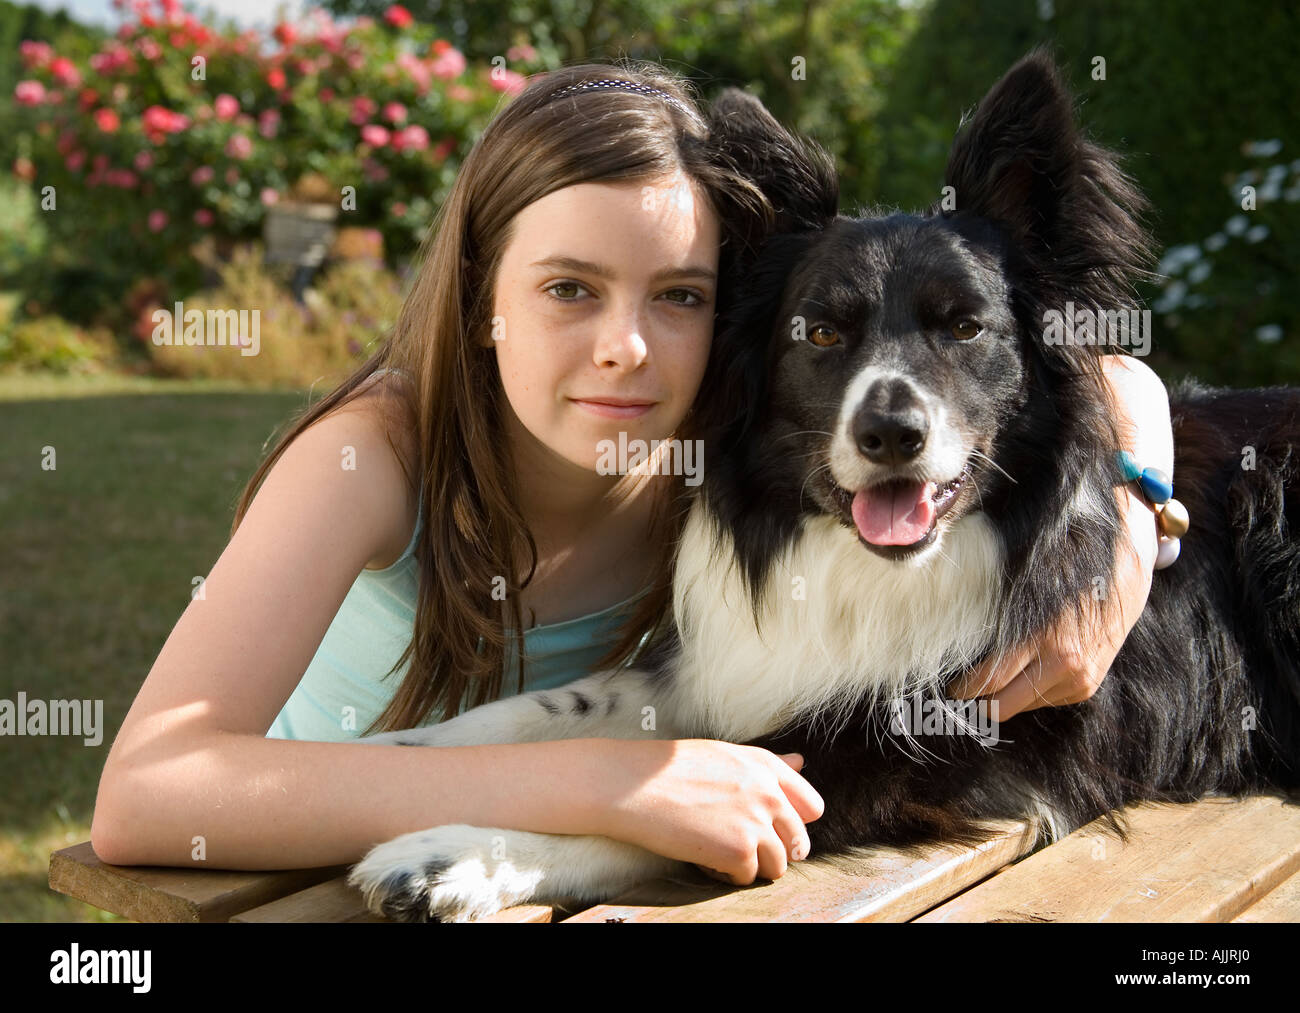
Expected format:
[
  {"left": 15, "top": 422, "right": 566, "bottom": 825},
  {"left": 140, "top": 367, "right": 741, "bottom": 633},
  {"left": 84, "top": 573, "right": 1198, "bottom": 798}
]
[{"left": 486, "top": 172, "right": 720, "bottom": 478}]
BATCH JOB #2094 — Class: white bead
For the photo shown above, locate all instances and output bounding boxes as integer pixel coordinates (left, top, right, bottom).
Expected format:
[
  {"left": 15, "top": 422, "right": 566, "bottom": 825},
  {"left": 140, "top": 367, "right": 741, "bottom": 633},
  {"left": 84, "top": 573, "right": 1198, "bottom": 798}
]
[{"left": 1154, "top": 536, "right": 1181, "bottom": 569}]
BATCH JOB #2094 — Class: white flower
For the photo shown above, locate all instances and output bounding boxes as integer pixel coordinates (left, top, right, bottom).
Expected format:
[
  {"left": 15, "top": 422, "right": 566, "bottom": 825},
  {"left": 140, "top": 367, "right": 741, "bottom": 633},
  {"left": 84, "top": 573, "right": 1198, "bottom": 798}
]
[
  {"left": 1188, "top": 262, "right": 1212, "bottom": 284},
  {"left": 1255, "top": 324, "right": 1283, "bottom": 343},
  {"left": 1245, "top": 224, "right": 1270, "bottom": 243},
  {"left": 1243, "top": 139, "right": 1282, "bottom": 158},
  {"left": 1224, "top": 214, "right": 1250, "bottom": 236},
  {"left": 1204, "top": 232, "right": 1228, "bottom": 251}
]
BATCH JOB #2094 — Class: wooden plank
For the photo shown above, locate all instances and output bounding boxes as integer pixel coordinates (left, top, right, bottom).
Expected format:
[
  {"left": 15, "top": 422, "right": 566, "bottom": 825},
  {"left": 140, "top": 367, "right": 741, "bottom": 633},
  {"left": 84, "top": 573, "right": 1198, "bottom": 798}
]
[
  {"left": 1232, "top": 868, "right": 1300, "bottom": 922},
  {"left": 915, "top": 796, "right": 1300, "bottom": 923},
  {"left": 231, "top": 877, "right": 386, "bottom": 923},
  {"left": 48, "top": 842, "right": 349, "bottom": 923},
  {"left": 560, "top": 820, "right": 1035, "bottom": 922},
  {"left": 231, "top": 874, "right": 561, "bottom": 923}
]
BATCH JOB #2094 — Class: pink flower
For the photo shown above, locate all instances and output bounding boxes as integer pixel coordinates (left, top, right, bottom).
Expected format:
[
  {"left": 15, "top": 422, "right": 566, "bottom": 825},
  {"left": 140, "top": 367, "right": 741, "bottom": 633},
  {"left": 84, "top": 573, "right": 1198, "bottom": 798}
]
[
  {"left": 20, "top": 40, "right": 53, "bottom": 68},
  {"left": 391, "top": 125, "right": 429, "bottom": 152},
  {"left": 105, "top": 169, "right": 139, "bottom": 188},
  {"left": 142, "top": 105, "right": 190, "bottom": 134},
  {"left": 50, "top": 57, "right": 81, "bottom": 87},
  {"left": 147, "top": 209, "right": 168, "bottom": 233},
  {"left": 64, "top": 151, "right": 86, "bottom": 172},
  {"left": 136, "top": 37, "right": 162, "bottom": 62},
  {"left": 274, "top": 22, "right": 297, "bottom": 46},
  {"left": 194, "top": 208, "right": 215, "bottom": 227},
  {"left": 258, "top": 109, "right": 280, "bottom": 139},
  {"left": 133, "top": 150, "right": 153, "bottom": 171},
  {"left": 431, "top": 135, "right": 456, "bottom": 163},
  {"left": 190, "top": 165, "right": 215, "bottom": 185},
  {"left": 360, "top": 124, "right": 390, "bottom": 147},
  {"left": 319, "top": 87, "right": 335, "bottom": 102},
  {"left": 430, "top": 47, "right": 466, "bottom": 80},
  {"left": 384, "top": 4, "right": 414, "bottom": 29},
  {"left": 448, "top": 84, "right": 474, "bottom": 102},
  {"left": 350, "top": 96, "right": 377, "bottom": 125},
  {"left": 266, "top": 67, "right": 286, "bottom": 90},
  {"left": 260, "top": 188, "right": 279, "bottom": 206},
  {"left": 490, "top": 69, "right": 526, "bottom": 95},
  {"left": 225, "top": 167, "right": 239, "bottom": 184},
  {"left": 14, "top": 80, "right": 46, "bottom": 105},
  {"left": 225, "top": 133, "right": 253, "bottom": 159},
  {"left": 362, "top": 159, "right": 389, "bottom": 182},
  {"left": 506, "top": 44, "right": 537, "bottom": 62},
  {"left": 12, "top": 156, "right": 36, "bottom": 181},
  {"left": 214, "top": 93, "right": 239, "bottom": 120},
  {"left": 90, "top": 44, "right": 133, "bottom": 74},
  {"left": 382, "top": 101, "right": 407, "bottom": 124},
  {"left": 392, "top": 201, "right": 407, "bottom": 216}
]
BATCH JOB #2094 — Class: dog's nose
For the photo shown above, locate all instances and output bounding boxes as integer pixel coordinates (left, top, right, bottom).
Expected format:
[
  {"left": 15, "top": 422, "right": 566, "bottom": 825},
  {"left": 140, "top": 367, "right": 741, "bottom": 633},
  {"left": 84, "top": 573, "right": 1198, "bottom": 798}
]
[{"left": 852, "top": 379, "right": 930, "bottom": 464}]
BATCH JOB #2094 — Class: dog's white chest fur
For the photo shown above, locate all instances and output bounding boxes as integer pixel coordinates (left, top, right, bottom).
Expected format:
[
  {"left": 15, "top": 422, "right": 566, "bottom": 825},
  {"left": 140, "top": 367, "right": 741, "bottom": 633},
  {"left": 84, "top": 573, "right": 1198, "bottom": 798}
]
[{"left": 668, "top": 505, "right": 1005, "bottom": 742}]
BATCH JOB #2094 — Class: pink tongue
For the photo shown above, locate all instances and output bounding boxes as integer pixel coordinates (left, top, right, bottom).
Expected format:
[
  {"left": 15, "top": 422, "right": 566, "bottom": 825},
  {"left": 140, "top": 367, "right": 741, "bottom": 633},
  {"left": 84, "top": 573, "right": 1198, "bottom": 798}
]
[{"left": 851, "top": 481, "right": 938, "bottom": 546}]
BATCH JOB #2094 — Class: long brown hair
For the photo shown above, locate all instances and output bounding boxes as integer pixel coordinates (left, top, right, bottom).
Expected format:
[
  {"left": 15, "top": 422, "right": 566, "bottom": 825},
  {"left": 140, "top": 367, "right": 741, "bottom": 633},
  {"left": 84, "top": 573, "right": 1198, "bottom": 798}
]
[{"left": 233, "top": 58, "right": 775, "bottom": 733}]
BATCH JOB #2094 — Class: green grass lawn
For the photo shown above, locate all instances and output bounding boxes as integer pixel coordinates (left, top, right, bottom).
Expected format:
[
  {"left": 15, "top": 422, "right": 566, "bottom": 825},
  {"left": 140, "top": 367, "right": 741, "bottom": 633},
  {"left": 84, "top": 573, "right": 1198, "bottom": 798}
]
[{"left": 0, "top": 372, "right": 307, "bottom": 921}]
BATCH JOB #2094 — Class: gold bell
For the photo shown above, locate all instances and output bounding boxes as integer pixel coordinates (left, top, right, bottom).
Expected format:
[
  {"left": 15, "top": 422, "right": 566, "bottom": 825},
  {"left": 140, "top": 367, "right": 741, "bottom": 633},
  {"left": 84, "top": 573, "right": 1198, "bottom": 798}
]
[{"left": 1156, "top": 497, "right": 1189, "bottom": 539}]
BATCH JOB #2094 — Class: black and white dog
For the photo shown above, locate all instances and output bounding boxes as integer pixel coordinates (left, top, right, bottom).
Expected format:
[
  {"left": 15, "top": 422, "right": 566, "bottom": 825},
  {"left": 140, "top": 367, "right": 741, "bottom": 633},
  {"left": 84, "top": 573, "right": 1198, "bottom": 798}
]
[{"left": 349, "top": 51, "right": 1300, "bottom": 921}]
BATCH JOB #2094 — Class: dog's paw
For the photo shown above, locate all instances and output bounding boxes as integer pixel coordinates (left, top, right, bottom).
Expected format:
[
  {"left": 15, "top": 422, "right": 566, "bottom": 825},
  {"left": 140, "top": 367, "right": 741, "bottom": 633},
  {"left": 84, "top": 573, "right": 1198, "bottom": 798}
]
[{"left": 347, "top": 825, "right": 545, "bottom": 922}]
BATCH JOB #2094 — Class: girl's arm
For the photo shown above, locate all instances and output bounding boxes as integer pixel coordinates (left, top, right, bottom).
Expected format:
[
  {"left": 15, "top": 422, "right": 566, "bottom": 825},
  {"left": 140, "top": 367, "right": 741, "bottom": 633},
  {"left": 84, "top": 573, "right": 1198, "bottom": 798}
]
[{"left": 90, "top": 403, "right": 617, "bottom": 869}]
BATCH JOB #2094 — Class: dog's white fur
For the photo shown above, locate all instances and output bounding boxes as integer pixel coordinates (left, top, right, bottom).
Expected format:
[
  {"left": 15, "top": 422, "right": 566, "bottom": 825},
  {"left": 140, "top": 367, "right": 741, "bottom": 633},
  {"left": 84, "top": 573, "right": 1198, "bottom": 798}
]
[{"left": 347, "top": 499, "right": 1011, "bottom": 921}]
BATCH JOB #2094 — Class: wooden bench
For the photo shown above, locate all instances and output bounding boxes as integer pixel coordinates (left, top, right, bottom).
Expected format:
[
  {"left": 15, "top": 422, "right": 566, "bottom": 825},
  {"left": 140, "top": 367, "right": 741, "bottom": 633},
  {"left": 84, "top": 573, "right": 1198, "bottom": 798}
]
[{"left": 49, "top": 795, "right": 1300, "bottom": 923}]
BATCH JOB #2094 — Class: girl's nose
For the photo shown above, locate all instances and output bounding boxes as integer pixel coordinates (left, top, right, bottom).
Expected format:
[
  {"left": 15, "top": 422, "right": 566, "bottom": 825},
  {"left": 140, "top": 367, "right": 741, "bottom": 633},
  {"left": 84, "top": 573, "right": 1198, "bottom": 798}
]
[{"left": 593, "top": 304, "right": 650, "bottom": 370}]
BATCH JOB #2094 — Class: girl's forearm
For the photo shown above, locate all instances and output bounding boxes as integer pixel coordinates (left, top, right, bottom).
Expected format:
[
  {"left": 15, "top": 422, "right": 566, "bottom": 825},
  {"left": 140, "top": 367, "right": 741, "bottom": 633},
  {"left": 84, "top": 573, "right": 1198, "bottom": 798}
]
[
  {"left": 1100, "top": 354, "right": 1172, "bottom": 570},
  {"left": 91, "top": 734, "right": 618, "bottom": 869}
]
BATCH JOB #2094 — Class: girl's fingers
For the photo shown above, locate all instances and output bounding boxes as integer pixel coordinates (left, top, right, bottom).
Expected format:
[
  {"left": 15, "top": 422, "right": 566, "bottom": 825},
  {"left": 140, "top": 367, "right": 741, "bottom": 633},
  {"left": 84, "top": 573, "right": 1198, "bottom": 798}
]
[{"left": 755, "top": 829, "right": 789, "bottom": 882}]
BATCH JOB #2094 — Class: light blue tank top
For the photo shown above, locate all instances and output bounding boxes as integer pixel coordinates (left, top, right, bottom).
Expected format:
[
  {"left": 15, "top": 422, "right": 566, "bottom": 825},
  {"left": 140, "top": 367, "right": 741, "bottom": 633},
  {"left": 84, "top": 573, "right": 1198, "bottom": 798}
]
[{"left": 265, "top": 370, "right": 654, "bottom": 742}]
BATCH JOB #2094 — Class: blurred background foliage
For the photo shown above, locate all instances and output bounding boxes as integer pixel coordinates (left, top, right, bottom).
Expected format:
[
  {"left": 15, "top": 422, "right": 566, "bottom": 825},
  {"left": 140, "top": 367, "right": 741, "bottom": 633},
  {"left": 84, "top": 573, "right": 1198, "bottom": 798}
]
[{"left": 2, "top": 0, "right": 1297, "bottom": 386}]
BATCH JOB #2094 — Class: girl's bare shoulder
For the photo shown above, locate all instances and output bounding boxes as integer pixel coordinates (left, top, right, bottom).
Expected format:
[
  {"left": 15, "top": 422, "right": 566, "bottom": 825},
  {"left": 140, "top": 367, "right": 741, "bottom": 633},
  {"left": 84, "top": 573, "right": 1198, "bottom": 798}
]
[{"left": 325, "top": 371, "right": 421, "bottom": 569}]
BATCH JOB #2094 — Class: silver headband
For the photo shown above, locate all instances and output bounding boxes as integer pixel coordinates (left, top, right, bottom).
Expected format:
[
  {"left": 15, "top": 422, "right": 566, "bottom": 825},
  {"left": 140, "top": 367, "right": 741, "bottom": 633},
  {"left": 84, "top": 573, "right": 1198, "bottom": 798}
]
[{"left": 543, "top": 77, "right": 702, "bottom": 124}]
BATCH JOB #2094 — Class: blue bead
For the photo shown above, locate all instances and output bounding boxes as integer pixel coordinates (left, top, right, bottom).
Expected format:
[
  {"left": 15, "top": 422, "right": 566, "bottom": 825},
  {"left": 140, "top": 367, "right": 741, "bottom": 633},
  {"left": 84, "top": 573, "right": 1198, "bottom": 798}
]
[
  {"left": 1138, "top": 467, "right": 1172, "bottom": 504},
  {"left": 1116, "top": 450, "right": 1142, "bottom": 482}
]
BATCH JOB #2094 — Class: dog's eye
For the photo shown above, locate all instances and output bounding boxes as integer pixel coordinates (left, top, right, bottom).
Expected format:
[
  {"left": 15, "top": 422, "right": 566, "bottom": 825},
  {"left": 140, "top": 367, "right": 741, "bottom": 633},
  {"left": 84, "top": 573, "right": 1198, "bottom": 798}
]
[
  {"left": 951, "top": 319, "right": 983, "bottom": 340},
  {"left": 809, "top": 325, "right": 840, "bottom": 347}
]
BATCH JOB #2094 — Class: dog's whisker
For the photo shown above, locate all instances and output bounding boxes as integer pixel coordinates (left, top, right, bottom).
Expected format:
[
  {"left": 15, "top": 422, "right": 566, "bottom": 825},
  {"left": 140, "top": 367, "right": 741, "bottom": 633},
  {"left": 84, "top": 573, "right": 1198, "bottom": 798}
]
[{"left": 969, "top": 448, "right": 1015, "bottom": 485}]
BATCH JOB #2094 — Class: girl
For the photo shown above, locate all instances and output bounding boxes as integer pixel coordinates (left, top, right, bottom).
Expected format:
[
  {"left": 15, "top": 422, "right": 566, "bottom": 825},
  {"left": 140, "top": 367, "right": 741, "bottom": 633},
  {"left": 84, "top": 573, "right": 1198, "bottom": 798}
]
[{"left": 91, "top": 60, "right": 1172, "bottom": 889}]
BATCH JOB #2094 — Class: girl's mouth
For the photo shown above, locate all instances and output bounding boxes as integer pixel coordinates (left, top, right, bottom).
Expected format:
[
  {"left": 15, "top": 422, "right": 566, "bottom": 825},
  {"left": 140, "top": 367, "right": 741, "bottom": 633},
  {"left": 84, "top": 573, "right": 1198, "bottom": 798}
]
[{"left": 569, "top": 398, "right": 657, "bottom": 419}]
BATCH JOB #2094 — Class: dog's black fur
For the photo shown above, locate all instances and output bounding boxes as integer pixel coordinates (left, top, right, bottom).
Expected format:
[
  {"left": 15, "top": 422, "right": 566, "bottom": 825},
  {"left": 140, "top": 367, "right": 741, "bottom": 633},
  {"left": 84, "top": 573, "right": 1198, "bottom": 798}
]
[{"left": 684, "top": 48, "right": 1300, "bottom": 854}]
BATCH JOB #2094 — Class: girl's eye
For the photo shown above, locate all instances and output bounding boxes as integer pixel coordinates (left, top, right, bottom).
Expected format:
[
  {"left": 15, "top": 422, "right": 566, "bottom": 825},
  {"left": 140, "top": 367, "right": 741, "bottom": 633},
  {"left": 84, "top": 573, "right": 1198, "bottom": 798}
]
[
  {"left": 663, "top": 288, "right": 705, "bottom": 307},
  {"left": 545, "top": 281, "right": 588, "bottom": 301}
]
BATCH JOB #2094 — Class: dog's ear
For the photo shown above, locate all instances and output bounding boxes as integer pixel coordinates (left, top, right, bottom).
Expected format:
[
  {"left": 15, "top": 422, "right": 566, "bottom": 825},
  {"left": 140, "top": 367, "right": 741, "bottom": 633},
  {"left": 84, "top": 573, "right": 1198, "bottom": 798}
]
[
  {"left": 694, "top": 230, "right": 822, "bottom": 448},
  {"left": 707, "top": 87, "right": 839, "bottom": 236},
  {"left": 942, "top": 47, "right": 1155, "bottom": 312}
]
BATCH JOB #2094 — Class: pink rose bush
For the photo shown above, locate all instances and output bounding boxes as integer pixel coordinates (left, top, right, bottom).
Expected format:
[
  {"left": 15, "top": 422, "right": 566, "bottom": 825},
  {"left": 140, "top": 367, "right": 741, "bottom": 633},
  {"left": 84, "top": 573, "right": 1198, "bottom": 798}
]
[{"left": 9, "top": 0, "right": 543, "bottom": 299}]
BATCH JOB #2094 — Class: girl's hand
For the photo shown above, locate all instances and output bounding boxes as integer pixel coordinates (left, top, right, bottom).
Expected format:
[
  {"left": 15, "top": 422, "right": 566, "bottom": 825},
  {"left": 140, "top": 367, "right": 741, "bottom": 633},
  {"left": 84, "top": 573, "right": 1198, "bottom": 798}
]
[
  {"left": 596, "top": 738, "right": 824, "bottom": 886},
  {"left": 949, "top": 355, "right": 1173, "bottom": 719}
]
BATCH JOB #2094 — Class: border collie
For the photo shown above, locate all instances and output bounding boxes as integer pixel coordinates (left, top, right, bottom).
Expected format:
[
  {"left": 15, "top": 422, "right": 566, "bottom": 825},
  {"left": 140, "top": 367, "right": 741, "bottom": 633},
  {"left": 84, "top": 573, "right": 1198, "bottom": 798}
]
[{"left": 348, "top": 50, "right": 1300, "bottom": 922}]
